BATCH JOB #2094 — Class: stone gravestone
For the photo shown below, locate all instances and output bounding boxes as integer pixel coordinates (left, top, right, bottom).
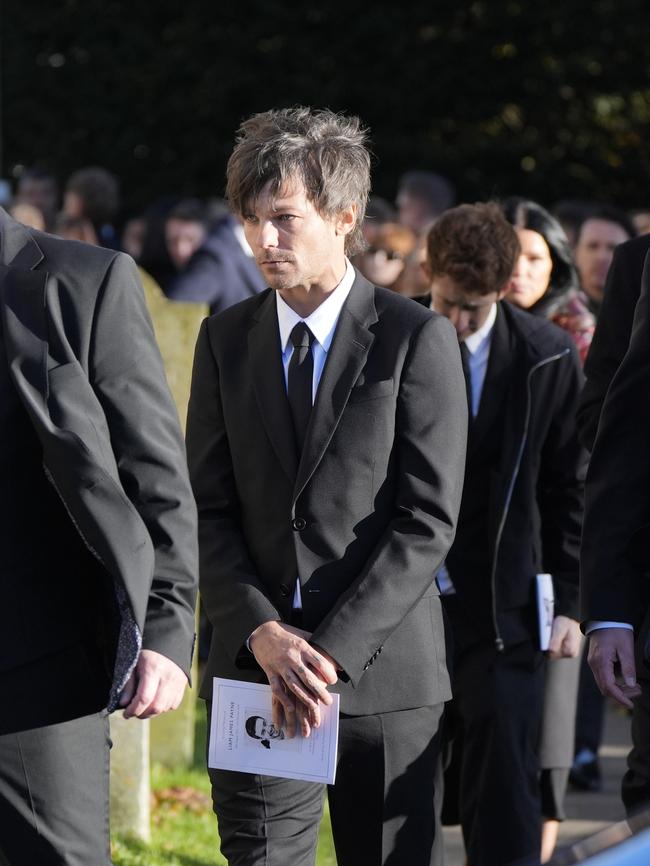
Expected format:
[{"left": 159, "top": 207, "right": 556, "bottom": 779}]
[{"left": 109, "top": 271, "right": 206, "bottom": 838}]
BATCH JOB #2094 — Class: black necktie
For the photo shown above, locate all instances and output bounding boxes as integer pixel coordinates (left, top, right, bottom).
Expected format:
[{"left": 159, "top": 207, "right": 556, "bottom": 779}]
[
  {"left": 288, "top": 322, "right": 314, "bottom": 454},
  {"left": 459, "top": 341, "right": 473, "bottom": 418}
]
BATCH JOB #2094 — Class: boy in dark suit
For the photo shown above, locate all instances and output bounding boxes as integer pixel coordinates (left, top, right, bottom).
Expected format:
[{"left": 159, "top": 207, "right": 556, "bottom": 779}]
[{"left": 421, "top": 203, "right": 586, "bottom": 866}]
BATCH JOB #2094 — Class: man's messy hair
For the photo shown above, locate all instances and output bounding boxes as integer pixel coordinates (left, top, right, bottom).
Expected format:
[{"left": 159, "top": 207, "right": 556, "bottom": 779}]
[{"left": 226, "top": 107, "right": 371, "bottom": 256}]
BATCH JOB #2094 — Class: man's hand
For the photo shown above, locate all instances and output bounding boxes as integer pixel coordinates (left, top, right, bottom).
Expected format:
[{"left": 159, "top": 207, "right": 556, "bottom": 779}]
[
  {"left": 587, "top": 627, "right": 642, "bottom": 709},
  {"left": 548, "top": 615, "right": 582, "bottom": 659},
  {"left": 249, "top": 621, "right": 338, "bottom": 738},
  {"left": 119, "top": 649, "right": 188, "bottom": 719}
]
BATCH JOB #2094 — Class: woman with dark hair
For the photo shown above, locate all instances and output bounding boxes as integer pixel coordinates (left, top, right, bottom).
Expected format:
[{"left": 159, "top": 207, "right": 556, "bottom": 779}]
[
  {"left": 503, "top": 197, "right": 591, "bottom": 861},
  {"left": 503, "top": 197, "right": 595, "bottom": 363}
]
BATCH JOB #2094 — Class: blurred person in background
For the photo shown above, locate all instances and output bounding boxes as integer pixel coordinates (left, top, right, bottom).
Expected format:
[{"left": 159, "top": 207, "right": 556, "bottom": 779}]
[
  {"left": 7, "top": 202, "right": 46, "bottom": 232},
  {"left": 573, "top": 207, "right": 636, "bottom": 317},
  {"left": 14, "top": 166, "right": 59, "bottom": 231},
  {"left": 504, "top": 198, "right": 595, "bottom": 362},
  {"left": 63, "top": 166, "right": 121, "bottom": 250},
  {"left": 361, "top": 195, "right": 396, "bottom": 246},
  {"left": 630, "top": 209, "right": 650, "bottom": 235},
  {"left": 396, "top": 170, "right": 456, "bottom": 233},
  {"left": 502, "top": 197, "right": 593, "bottom": 859},
  {"left": 164, "top": 199, "right": 209, "bottom": 271},
  {"left": 352, "top": 222, "right": 416, "bottom": 293},
  {"left": 120, "top": 213, "right": 147, "bottom": 261},
  {"left": 165, "top": 207, "right": 265, "bottom": 315},
  {"left": 552, "top": 199, "right": 595, "bottom": 250}
]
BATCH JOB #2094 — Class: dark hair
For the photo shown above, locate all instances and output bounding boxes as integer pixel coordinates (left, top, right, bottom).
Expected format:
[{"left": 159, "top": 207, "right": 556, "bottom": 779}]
[
  {"left": 167, "top": 198, "right": 208, "bottom": 227},
  {"left": 245, "top": 715, "right": 264, "bottom": 739},
  {"left": 502, "top": 197, "right": 580, "bottom": 317},
  {"left": 226, "top": 107, "right": 371, "bottom": 256},
  {"left": 397, "top": 171, "right": 456, "bottom": 216},
  {"left": 426, "top": 202, "right": 519, "bottom": 296},
  {"left": 65, "top": 166, "right": 120, "bottom": 228},
  {"left": 574, "top": 205, "right": 637, "bottom": 246}
]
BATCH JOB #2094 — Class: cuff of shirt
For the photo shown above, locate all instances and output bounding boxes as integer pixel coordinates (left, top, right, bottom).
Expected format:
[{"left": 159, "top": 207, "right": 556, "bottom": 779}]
[{"left": 585, "top": 620, "right": 634, "bottom": 634}]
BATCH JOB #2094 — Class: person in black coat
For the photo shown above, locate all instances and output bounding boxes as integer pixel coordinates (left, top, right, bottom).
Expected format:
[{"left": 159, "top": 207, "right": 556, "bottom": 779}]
[
  {"left": 579, "top": 232, "right": 650, "bottom": 814},
  {"left": 0, "top": 207, "right": 198, "bottom": 864},
  {"left": 420, "top": 202, "right": 586, "bottom": 866}
]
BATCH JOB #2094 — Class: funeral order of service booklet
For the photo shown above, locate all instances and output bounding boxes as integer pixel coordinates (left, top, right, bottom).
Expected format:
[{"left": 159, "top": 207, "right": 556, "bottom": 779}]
[{"left": 208, "top": 677, "right": 340, "bottom": 784}]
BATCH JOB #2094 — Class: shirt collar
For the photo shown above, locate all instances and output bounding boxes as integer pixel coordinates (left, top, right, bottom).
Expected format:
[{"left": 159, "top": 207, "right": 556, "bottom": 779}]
[
  {"left": 463, "top": 301, "right": 497, "bottom": 355},
  {"left": 276, "top": 259, "right": 355, "bottom": 353}
]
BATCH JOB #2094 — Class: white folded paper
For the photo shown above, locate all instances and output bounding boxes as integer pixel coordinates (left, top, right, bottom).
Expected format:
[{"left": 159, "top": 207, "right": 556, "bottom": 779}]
[
  {"left": 208, "top": 677, "right": 340, "bottom": 784},
  {"left": 536, "top": 573, "right": 555, "bottom": 651}
]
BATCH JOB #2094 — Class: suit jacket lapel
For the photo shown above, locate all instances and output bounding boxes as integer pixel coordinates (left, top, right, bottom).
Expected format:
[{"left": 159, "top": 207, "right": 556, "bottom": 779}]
[
  {"left": 248, "top": 290, "right": 299, "bottom": 483},
  {"left": 293, "top": 273, "right": 377, "bottom": 503}
]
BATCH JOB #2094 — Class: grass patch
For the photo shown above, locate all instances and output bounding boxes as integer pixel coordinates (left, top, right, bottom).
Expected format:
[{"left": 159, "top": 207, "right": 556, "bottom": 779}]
[{"left": 111, "top": 705, "right": 337, "bottom": 866}]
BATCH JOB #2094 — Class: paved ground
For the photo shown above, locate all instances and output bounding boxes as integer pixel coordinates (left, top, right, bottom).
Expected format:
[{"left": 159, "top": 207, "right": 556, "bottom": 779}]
[{"left": 443, "top": 701, "right": 633, "bottom": 864}]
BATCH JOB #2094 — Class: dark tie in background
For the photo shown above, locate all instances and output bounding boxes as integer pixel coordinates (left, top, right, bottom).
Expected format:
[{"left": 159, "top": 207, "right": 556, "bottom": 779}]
[
  {"left": 459, "top": 340, "right": 473, "bottom": 418},
  {"left": 288, "top": 322, "right": 314, "bottom": 454}
]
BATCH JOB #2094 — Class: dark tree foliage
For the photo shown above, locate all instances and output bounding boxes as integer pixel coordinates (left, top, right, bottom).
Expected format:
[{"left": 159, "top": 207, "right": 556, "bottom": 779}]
[{"left": 4, "top": 0, "right": 650, "bottom": 214}]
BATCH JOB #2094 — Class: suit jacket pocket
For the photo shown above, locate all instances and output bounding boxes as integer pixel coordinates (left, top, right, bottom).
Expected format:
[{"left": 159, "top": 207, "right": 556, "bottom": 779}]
[{"left": 348, "top": 377, "right": 394, "bottom": 402}]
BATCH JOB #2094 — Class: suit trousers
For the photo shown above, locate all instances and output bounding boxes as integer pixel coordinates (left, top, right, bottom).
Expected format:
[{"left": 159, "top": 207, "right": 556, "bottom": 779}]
[
  {"left": 445, "top": 635, "right": 544, "bottom": 866},
  {"left": 207, "top": 701, "right": 445, "bottom": 866},
  {"left": 0, "top": 711, "right": 112, "bottom": 866},
  {"left": 622, "top": 622, "right": 650, "bottom": 813}
]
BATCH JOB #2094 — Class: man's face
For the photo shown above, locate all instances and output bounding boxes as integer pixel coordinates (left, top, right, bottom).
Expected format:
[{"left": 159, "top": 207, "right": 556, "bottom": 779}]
[
  {"left": 574, "top": 218, "right": 630, "bottom": 305},
  {"left": 165, "top": 218, "right": 206, "bottom": 270},
  {"left": 430, "top": 274, "right": 503, "bottom": 341},
  {"left": 242, "top": 178, "right": 353, "bottom": 294},
  {"left": 253, "top": 717, "right": 284, "bottom": 740}
]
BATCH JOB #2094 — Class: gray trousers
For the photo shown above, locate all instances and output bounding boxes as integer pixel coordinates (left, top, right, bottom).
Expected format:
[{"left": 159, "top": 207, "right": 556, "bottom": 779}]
[
  {"left": 207, "top": 701, "right": 445, "bottom": 866},
  {"left": 0, "top": 711, "right": 112, "bottom": 866}
]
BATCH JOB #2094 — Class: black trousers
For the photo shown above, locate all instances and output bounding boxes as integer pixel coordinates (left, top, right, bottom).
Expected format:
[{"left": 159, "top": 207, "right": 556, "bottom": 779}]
[
  {"left": 0, "top": 641, "right": 112, "bottom": 866},
  {"left": 446, "top": 637, "right": 545, "bottom": 866},
  {"left": 0, "top": 711, "right": 112, "bottom": 866},
  {"left": 207, "top": 701, "right": 445, "bottom": 866}
]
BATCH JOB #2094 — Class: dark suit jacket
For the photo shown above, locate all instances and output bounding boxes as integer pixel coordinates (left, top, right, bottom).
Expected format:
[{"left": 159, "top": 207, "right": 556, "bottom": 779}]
[
  {"left": 416, "top": 297, "right": 586, "bottom": 647},
  {"left": 578, "top": 234, "right": 650, "bottom": 451},
  {"left": 581, "top": 251, "right": 650, "bottom": 628},
  {"left": 0, "top": 208, "right": 198, "bottom": 712},
  {"left": 165, "top": 215, "right": 266, "bottom": 315},
  {"left": 186, "top": 273, "right": 467, "bottom": 715}
]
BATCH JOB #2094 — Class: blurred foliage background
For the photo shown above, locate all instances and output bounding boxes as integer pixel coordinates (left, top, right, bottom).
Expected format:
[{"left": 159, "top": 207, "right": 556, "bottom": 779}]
[{"left": 4, "top": 0, "right": 650, "bottom": 212}]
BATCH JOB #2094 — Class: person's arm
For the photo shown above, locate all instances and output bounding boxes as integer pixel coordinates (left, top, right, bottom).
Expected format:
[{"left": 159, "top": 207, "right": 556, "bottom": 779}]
[
  {"left": 88, "top": 252, "right": 199, "bottom": 716},
  {"left": 581, "top": 253, "right": 650, "bottom": 704},
  {"left": 537, "top": 341, "right": 587, "bottom": 627},
  {"left": 310, "top": 314, "right": 468, "bottom": 686}
]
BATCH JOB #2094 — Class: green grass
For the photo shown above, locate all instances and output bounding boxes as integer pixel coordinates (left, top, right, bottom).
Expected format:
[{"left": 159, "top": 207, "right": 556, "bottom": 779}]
[{"left": 111, "top": 707, "right": 337, "bottom": 866}]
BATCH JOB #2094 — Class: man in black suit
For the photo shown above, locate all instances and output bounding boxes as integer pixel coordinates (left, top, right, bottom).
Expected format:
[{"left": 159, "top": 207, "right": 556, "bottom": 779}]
[
  {"left": 420, "top": 203, "right": 585, "bottom": 866},
  {"left": 0, "top": 207, "right": 198, "bottom": 864},
  {"left": 186, "top": 107, "right": 467, "bottom": 866},
  {"left": 580, "top": 233, "right": 650, "bottom": 813}
]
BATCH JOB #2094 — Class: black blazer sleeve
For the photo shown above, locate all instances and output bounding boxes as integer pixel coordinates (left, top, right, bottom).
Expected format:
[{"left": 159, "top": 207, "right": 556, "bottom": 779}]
[
  {"left": 310, "top": 314, "right": 467, "bottom": 685},
  {"left": 581, "top": 254, "right": 650, "bottom": 627},
  {"left": 90, "top": 253, "right": 199, "bottom": 675},
  {"left": 578, "top": 236, "right": 650, "bottom": 451}
]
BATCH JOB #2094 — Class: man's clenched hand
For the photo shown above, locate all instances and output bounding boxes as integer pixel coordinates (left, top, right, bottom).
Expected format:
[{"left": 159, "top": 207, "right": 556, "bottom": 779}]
[{"left": 119, "top": 649, "right": 188, "bottom": 719}]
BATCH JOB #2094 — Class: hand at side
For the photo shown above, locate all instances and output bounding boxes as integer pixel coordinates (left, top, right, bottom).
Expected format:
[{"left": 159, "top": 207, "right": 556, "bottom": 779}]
[
  {"left": 588, "top": 627, "right": 642, "bottom": 709},
  {"left": 119, "top": 649, "right": 188, "bottom": 719}
]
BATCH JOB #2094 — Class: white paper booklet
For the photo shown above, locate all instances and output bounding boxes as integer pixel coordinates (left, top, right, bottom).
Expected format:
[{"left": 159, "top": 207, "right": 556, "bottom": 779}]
[
  {"left": 208, "top": 677, "right": 340, "bottom": 784},
  {"left": 536, "top": 572, "right": 555, "bottom": 651}
]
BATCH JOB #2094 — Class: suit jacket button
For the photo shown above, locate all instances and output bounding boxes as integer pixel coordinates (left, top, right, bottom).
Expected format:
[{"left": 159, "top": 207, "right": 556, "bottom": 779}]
[
  {"left": 280, "top": 584, "right": 290, "bottom": 597},
  {"left": 292, "top": 517, "right": 307, "bottom": 531}
]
